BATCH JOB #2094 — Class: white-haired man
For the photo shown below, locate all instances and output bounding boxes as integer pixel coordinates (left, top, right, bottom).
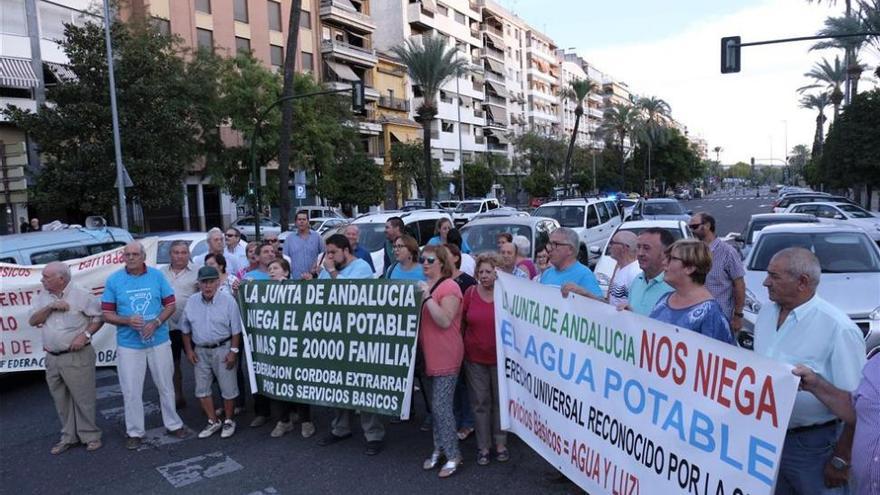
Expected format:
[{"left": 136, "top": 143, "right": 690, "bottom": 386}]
[
  {"left": 543, "top": 227, "right": 601, "bottom": 298},
  {"left": 29, "top": 262, "right": 104, "bottom": 454},
  {"left": 605, "top": 231, "right": 640, "bottom": 307},
  {"left": 754, "top": 247, "right": 865, "bottom": 494}
]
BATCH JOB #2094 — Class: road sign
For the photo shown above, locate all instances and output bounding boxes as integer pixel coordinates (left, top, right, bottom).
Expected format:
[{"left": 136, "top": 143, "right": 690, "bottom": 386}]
[{"left": 295, "top": 184, "right": 306, "bottom": 199}]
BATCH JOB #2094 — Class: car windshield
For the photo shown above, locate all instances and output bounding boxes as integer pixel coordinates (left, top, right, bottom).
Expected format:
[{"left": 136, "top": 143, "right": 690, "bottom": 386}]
[
  {"left": 746, "top": 218, "right": 817, "bottom": 243},
  {"left": 644, "top": 202, "right": 685, "bottom": 215},
  {"left": 837, "top": 204, "right": 875, "bottom": 218},
  {"left": 604, "top": 227, "right": 684, "bottom": 255},
  {"left": 749, "top": 232, "right": 880, "bottom": 273},
  {"left": 356, "top": 223, "right": 387, "bottom": 252},
  {"left": 532, "top": 206, "right": 584, "bottom": 228},
  {"left": 461, "top": 224, "right": 533, "bottom": 254},
  {"left": 455, "top": 202, "right": 482, "bottom": 213}
]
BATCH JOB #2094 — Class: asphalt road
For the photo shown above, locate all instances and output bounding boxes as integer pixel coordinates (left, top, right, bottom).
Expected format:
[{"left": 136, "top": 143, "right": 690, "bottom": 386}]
[{"left": 0, "top": 190, "right": 770, "bottom": 495}]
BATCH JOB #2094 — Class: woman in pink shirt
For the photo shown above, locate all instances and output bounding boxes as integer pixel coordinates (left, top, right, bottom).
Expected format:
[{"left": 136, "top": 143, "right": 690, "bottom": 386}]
[
  {"left": 462, "top": 254, "right": 509, "bottom": 466},
  {"left": 418, "top": 245, "right": 464, "bottom": 478}
]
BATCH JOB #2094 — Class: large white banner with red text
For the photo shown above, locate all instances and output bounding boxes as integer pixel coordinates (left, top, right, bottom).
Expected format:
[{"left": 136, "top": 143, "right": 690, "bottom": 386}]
[
  {"left": 495, "top": 272, "right": 799, "bottom": 495},
  {"left": 0, "top": 238, "right": 157, "bottom": 371}
]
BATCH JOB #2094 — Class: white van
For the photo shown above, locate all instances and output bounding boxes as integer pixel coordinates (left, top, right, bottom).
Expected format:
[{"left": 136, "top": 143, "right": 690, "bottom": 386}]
[
  {"left": 0, "top": 221, "right": 134, "bottom": 265},
  {"left": 532, "top": 197, "right": 622, "bottom": 265}
]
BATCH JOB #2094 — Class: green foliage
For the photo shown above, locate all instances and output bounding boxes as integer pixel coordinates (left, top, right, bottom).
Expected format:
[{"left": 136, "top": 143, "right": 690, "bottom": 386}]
[
  {"left": 4, "top": 18, "right": 223, "bottom": 220},
  {"left": 631, "top": 128, "right": 701, "bottom": 186},
  {"left": 511, "top": 132, "right": 567, "bottom": 177},
  {"left": 389, "top": 140, "right": 442, "bottom": 198},
  {"left": 522, "top": 168, "right": 555, "bottom": 198},
  {"left": 320, "top": 152, "right": 385, "bottom": 213},
  {"left": 451, "top": 161, "right": 493, "bottom": 198},
  {"left": 390, "top": 35, "right": 470, "bottom": 116},
  {"left": 726, "top": 162, "right": 753, "bottom": 179},
  {"left": 819, "top": 89, "right": 880, "bottom": 189}
]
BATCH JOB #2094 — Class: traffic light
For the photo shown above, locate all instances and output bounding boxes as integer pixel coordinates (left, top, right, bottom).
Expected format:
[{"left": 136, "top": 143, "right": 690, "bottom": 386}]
[
  {"left": 351, "top": 80, "right": 365, "bottom": 114},
  {"left": 721, "top": 36, "right": 741, "bottom": 74},
  {"left": 247, "top": 180, "right": 255, "bottom": 196}
]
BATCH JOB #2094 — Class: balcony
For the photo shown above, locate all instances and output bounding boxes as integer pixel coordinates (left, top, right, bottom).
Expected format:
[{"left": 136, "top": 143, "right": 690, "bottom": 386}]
[
  {"left": 378, "top": 95, "right": 409, "bottom": 112},
  {"left": 482, "top": 24, "right": 503, "bottom": 38},
  {"left": 487, "top": 142, "right": 507, "bottom": 152},
  {"left": 407, "top": 1, "right": 435, "bottom": 28},
  {"left": 529, "top": 90, "right": 558, "bottom": 105},
  {"left": 473, "top": 108, "right": 485, "bottom": 118},
  {"left": 484, "top": 94, "right": 507, "bottom": 107},
  {"left": 527, "top": 67, "right": 556, "bottom": 84},
  {"left": 474, "top": 135, "right": 485, "bottom": 144},
  {"left": 320, "top": 0, "right": 376, "bottom": 33},
  {"left": 484, "top": 69, "right": 504, "bottom": 84},
  {"left": 480, "top": 45, "right": 504, "bottom": 62},
  {"left": 321, "top": 39, "right": 377, "bottom": 67}
]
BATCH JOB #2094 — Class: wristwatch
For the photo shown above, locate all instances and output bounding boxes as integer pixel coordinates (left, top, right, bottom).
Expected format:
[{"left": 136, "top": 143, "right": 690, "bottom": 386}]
[
  {"left": 830, "top": 456, "right": 850, "bottom": 470},
  {"left": 230, "top": 347, "right": 240, "bottom": 354},
  {"left": 83, "top": 331, "right": 92, "bottom": 342}
]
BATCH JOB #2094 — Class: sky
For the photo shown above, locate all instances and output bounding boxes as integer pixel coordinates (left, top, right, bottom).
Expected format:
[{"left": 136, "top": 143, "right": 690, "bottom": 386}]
[{"left": 498, "top": 0, "right": 880, "bottom": 165}]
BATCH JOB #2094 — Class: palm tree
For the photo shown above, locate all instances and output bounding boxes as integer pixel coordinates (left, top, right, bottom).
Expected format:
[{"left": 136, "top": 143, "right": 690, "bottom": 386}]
[
  {"left": 392, "top": 35, "right": 470, "bottom": 207},
  {"left": 799, "top": 92, "right": 831, "bottom": 159},
  {"left": 598, "top": 103, "right": 639, "bottom": 191},
  {"left": 634, "top": 96, "right": 671, "bottom": 195},
  {"left": 797, "top": 56, "right": 846, "bottom": 118},
  {"left": 713, "top": 146, "right": 723, "bottom": 164},
  {"left": 559, "top": 78, "right": 597, "bottom": 195},
  {"left": 811, "top": 13, "right": 870, "bottom": 102},
  {"left": 858, "top": 0, "right": 880, "bottom": 77}
]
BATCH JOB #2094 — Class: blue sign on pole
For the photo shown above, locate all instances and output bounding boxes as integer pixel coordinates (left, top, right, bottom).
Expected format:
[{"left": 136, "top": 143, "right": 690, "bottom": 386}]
[{"left": 295, "top": 184, "right": 307, "bottom": 200}]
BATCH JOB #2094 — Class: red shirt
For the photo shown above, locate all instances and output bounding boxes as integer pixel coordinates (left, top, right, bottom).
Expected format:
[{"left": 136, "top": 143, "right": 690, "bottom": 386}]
[
  {"left": 462, "top": 286, "right": 497, "bottom": 365},
  {"left": 419, "top": 279, "right": 463, "bottom": 376}
]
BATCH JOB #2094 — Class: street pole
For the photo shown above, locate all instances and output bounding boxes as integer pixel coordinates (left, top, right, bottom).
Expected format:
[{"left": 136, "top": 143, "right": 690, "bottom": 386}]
[
  {"left": 591, "top": 149, "right": 597, "bottom": 194},
  {"left": 102, "top": 0, "right": 127, "bottom": 231},
  {"left": 456, "top": 72, "right": 465, "bottom": 201}
]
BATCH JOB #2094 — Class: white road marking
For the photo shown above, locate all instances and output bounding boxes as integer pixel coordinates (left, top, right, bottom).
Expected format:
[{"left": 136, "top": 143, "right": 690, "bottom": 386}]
[
  {"left": 156, "top": 451, "right": 243, "bottom": 488},
  {"left": 100, "top": 402, "right": 159, "bottom": 422},
  {"left": 95, "top": 384, "right": 122, "bottom": 400},
  {"left": 138, "top": 425, "right": 195, "bottom": 451},
  {"left": 726, "top": 204, "right": 734, "bottom": 208},
  {"left": 245, "top": 488, "right": 278, "bottom": 495}
]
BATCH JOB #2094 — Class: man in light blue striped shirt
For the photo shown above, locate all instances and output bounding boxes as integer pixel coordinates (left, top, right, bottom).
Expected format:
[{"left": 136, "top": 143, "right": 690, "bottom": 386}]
[{"left": 282, "top": 210, "right": 325, "bottom": 280}]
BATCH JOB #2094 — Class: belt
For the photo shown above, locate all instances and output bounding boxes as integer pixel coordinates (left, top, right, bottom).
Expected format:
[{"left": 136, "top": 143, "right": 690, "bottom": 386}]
[
  {"left": 787, "top": 419, "right": 839, "bottom": 435},
  {"left": 195, "top": 336, "right": 231, "bottom": 349},
  {"left": 45, "top": 342, "right": 91, "bottom": 356}
]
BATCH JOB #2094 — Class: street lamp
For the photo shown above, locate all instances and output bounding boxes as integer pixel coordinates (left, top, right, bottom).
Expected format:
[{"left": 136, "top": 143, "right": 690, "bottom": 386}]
[{"left": 102, "top": 0, "right": 129, "bottom": 230}]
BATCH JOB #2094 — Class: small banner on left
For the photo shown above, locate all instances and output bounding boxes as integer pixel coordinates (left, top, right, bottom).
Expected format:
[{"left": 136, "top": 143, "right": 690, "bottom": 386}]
[
  {"left": 0, "top": 238, "right": 158, "bottom": 372},
  {"left": 238, "top": 279, "right": 422, "bottom": 419}
]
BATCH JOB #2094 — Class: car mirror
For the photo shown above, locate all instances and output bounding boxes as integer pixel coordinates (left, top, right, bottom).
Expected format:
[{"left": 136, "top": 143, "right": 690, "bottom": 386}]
[
  {"left": 590, "top": 246, "right": 600, "bottom": 255},
  {"left": 833, "top": 214, "right": 844, "bottom": 220},
  {"left": 734, "top": 235, "right": 744, "bottom": 244}
]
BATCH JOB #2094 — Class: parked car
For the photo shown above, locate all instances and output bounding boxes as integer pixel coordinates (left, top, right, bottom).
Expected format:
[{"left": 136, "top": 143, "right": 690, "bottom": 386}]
[
  {"left": 230, "top": 216, "right": 282, "bottom": 241},
  {"left": 617, "top": 199, "right": 638, "bottom": 220},
  {"left": 723, "top": 213, "right": 821, "bottom": 260},
  {"left": 0, "top": 217, "right": 133, "bottom": 265},
  {"left": 739, "top": 223, "right": 880, "bottom": 351},
  {"left": 769, "top": 184, "right": 781, "bottom": 193},
  {"left": 693, "top": 188, "right": 704, "bottom": 199},
  {"left": 295, "top": 206, "right": 346, "bottom": 219},
  {"left": 630, "top": 198, "right": 692, "bottom": 222},
  {"left": 772, "top": 193, "right": 854, "bottom": 213},
  {"left": 674, "top": 189, "right": 692, "bottom": 200},
  {"left": 460, "top": 216, "right": 559, "bottom": 259},
  {"left": 402, "top": 199, "right": 444, "bottom": 211},
  {"left": 350, "top": 209, "right": 454, "bottom": 277},
  {"left": 590, "top": 220, "right": 693, "bottom": 297},
  {"left": 532, "top": 197, "right": 622, "bottom": 265},
  {"left": 470, "top": 207, "right": 529, "bottom": 221},
  {"left": 452, "top": 198, "right": 502, "bottom": 228},
  {"left": 438, "top": 200, "right": 460, "bottom": 211},
  {"left": 784, "top": 202, "right": 880, "bottom": 245}
]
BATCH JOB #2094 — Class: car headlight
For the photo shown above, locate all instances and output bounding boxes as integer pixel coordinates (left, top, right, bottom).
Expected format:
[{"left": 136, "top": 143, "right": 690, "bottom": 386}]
[{"left": 745, "top": 288, "right": 762, "bottom": 314}]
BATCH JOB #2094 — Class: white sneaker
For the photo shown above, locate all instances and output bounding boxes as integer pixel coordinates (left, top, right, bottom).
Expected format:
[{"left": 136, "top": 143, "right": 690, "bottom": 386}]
[
  {"left": 270, "top": 421, "right": 294, "bottom": 438},
  {"left": 220, "top": 419, "right": 236, "bottom": 439},
  {"left": 198, "top": 420, "right": 222, "bottom": 439}
]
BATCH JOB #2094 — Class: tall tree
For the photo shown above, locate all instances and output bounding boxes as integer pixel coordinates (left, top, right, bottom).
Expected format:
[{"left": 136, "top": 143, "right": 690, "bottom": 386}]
[
  {"left": 799, "top": 92, "right": 831, "bottom": 159},
  {"left": 797, "top": 56, "right": 846, "bottom": 118},
  {"left": 510, "top": 132, "right": 567, "bottom": 178},
  {"left": 859, "top": 0, "right": 880, "bottom": 77},
  {"left": 811, "top": 12, "right": 870, "bottom": 101},
  {"left": 277, "top": 0, "right": 303, "bottom": 230},
  {"left": 392, "top": 35, "right": 469, "bottom": 207},
  {"left": 389, "top": 140, "right": 442, "bottom": 201},
  {"left": 634, "top": 96, "right": 672, "bottom": 194},
  {"left": 4, "top": 17, "right": 223, "bottom": 223},
  {"left": 820, "top": 88, "right": 880, "bottom": 206},
  {"left": 558, "top": 78, "right": 597, "bottom": 195},
  {"left": 598, "top": 103, "right": 639, "bottom": 191}
]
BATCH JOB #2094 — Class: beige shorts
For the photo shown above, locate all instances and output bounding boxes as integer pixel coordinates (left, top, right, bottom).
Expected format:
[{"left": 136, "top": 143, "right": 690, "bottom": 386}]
[{"left": 194, "top": 342, "right": 239, "bottom": 400}]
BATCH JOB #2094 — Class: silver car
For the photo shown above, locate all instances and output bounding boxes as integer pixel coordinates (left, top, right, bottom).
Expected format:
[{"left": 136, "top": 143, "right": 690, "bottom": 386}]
[
  {"left": 460, "top": 216, "right": 560, "bottom": 259},
  {"left": 784, "top": 202, "right": 880, "bottom": 245},
  {"left": 740, "top": 223, "right": 880, "bottom": 352}
]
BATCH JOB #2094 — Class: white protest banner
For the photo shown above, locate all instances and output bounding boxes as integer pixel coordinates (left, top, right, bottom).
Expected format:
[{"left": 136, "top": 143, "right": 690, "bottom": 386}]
[
  {"left": 495, "top": 272, "right": 798, "bottom": 495},
  {"left": 0, "top": 238, "right": 158, "bottom": 372}
]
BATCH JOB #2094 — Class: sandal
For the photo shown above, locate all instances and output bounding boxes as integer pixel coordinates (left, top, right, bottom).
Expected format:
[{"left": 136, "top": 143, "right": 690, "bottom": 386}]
[
  {"left": 423, "top": 451, "right": 442, "bottom": 470},
  {"left": 496, "top": 448, "right": 510, "bottom": 462},
  {"left": 438, "top": 458, "right": 462, "bottom": 478},
  {"left": 476, "top": 450, "right": 490, "bottom": 466},
  {"left": 456, "top": 427, "right": 474, "bottom": 441}
]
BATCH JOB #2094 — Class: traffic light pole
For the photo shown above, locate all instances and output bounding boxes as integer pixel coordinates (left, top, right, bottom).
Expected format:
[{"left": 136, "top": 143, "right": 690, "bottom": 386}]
[
  {"left": 248, "top": 82, "right": 364, "bottom": 240},
  {"left": 722, "top": 32, "right": 879, "bottom": 74}
]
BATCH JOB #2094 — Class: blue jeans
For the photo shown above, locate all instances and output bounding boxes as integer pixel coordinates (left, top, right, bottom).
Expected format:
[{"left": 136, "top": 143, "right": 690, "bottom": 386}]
[{"left": 775, "top": 423, "right": 848, "bottom": 495}]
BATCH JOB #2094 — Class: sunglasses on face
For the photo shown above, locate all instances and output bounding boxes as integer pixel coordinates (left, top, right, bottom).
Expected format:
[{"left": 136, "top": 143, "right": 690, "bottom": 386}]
[
  {"left": 225, "top": 233, "right": 239, "bottom": 238},
  {"left": 688, "top": 223, "right": 703, "bottom": 230},
  {"left": 419, "top": 256, "right": 437, "bottom": 265}
]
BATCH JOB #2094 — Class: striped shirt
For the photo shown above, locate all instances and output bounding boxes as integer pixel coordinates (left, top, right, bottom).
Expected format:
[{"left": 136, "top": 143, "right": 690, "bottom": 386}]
[
  {"left": 705, "top": 237, "right": 745, "bottom": 321},
  {"left": 852, "top": 354, "right": 880, "bottom": 495},
  {"left": 282, "top": 229, "right": 325, "bottom": 280}
]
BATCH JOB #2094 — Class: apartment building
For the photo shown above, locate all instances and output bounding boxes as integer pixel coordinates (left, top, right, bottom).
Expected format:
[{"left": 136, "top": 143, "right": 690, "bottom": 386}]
[
  {"left": 371, "top": 0, "right": 486, "bottom": 177},
  {"left": 524, "top": 29, "right": 559, "bottom": 137},
  {"left": 556, "top": 50, "right": 590, "bottom": 148}
]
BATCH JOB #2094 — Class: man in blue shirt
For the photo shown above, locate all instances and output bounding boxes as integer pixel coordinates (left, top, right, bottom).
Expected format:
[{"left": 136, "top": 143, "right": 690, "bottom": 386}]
[
  {"left": 243, "top": 242, "right": 275, "bottom": 281},
  {"left": 283, "top": 210, "right": 325, "bottom": 280},
  {"left": 541, "top": 227, "right": 602, "bottom": 297},
  {"left": 101, "top": 242, "right": 188, "bottom": 450},
  {"left": 318, "top": 234, "right": 374, "bottom": 279},
  {"left": 344, "top": 224, "right": 375, "bottom": 274},
  {"left": 626, "top": 227, "right": 675, "bottom": 315}
]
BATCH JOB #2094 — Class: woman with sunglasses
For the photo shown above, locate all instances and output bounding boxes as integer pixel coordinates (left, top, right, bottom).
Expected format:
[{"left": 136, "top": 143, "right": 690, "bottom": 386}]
[
  {"left": 462, "top": 254, "right": 509, "bottom": 466},
  {"left": 386, "top": 234, "right": 425, "bottom": 281},
  {"left": 649, "top": 239, "right": 734, "bottom": 344},
  {"left": 418, "top": 245, "right": 464, "bottom": 478}
]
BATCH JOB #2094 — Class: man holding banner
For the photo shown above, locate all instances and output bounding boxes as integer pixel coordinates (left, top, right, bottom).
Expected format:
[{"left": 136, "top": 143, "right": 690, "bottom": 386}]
[
  {"left": 754, "top": 248, "right": 866, "bottom": 494},
  {"left": 316, "top": 234, "right": 386, "bottom": 455},
  {"left": 540, "top": 227, "right": 601, "bottom": 298},
  {"left": 29, "top": 261, "right": 104, "bottom": 454}
]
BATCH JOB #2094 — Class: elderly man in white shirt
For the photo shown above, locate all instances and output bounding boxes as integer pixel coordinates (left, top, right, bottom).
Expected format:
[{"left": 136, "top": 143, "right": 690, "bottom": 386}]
[{"left": 753, "top": 247, "right": 865, "bottom": 494}]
